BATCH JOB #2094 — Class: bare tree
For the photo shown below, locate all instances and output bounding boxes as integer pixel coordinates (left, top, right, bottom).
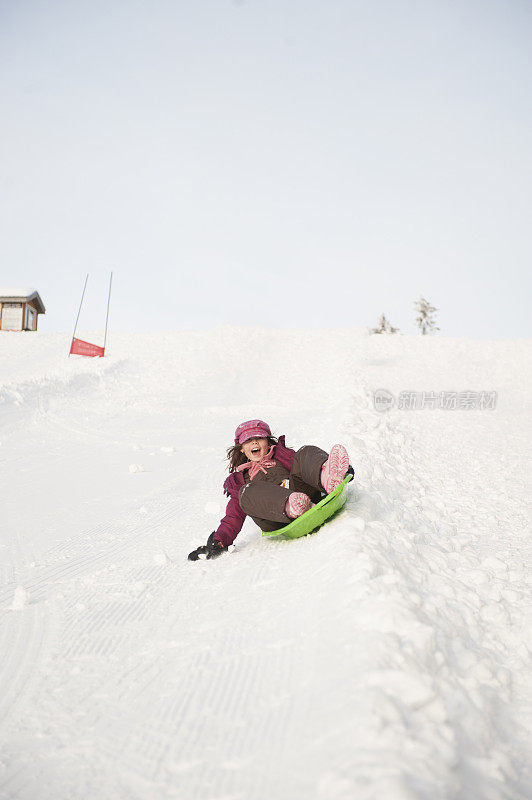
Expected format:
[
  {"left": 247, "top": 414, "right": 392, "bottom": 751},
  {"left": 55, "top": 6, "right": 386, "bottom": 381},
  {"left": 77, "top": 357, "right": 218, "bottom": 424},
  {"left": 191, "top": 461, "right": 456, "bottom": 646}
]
[
  {"left": 371, "top": 313, "right": 399, "bottom": 334},
  {"left": 414, "top": 297, "right": 439, "bottom": 335}
]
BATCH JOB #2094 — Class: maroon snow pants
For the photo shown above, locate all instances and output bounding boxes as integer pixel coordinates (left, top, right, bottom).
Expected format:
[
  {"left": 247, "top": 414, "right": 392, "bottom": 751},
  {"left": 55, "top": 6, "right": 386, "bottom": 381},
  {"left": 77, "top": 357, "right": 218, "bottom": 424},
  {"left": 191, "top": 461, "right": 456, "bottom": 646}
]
[{"left": 238, "top": 445, "right": 328, "bottom": 533}]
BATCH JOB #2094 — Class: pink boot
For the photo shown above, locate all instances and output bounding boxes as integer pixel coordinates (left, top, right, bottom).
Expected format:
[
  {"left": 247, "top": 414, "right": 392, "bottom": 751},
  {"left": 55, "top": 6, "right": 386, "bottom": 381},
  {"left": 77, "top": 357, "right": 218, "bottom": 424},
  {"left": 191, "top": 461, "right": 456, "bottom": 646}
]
[
  {"left": 285, "top": 492, "right": 315, "bottom": 519},
  {"left": 321, "top": 444, "right": 349, "bottom": 494}
]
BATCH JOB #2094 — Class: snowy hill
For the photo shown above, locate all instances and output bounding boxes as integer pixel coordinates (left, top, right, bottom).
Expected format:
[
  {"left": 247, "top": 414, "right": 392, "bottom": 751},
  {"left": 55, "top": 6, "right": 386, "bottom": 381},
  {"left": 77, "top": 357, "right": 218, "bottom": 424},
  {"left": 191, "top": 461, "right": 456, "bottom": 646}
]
[{"left": 1, "top": 329, "right": 530, "bottom": 799}]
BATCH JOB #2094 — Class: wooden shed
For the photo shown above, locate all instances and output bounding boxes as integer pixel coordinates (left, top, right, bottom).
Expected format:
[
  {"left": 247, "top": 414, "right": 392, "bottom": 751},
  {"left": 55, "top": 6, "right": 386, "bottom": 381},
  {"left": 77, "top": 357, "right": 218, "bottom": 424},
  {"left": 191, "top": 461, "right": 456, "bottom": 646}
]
[{"left": 0, "top": 288, "right": 46, "bottom": 331}]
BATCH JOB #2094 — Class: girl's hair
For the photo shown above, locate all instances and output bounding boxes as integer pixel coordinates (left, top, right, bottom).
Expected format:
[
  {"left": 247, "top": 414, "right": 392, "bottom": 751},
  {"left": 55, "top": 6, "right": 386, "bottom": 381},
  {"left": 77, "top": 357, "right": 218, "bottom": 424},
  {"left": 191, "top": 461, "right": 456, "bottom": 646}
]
[{"left": 227, "top": 436, "right": 278, "bottom": 473}]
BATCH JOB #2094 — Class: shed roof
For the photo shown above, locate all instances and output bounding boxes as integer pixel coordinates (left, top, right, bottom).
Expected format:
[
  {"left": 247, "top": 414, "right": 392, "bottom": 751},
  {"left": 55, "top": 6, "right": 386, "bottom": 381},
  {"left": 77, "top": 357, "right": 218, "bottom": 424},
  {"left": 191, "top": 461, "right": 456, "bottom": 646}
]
[{"left": 0, "top": 288, "right": 46, "bottom": 314}]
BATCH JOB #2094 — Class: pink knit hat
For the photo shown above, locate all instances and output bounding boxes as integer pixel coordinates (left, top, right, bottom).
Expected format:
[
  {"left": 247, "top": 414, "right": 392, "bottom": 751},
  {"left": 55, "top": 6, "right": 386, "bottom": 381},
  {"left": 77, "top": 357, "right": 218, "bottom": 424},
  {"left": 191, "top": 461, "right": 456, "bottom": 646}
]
[{"left": 234, "top": 419, "right": 272, "bottom": 445}]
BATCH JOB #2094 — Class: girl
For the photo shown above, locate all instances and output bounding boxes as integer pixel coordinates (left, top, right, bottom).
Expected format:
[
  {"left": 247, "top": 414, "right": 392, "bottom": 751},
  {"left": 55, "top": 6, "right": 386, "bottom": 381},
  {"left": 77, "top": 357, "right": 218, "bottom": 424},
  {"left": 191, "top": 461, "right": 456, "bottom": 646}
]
[{"left": 188, "top": 420, "right": 352, "bottom": 560}]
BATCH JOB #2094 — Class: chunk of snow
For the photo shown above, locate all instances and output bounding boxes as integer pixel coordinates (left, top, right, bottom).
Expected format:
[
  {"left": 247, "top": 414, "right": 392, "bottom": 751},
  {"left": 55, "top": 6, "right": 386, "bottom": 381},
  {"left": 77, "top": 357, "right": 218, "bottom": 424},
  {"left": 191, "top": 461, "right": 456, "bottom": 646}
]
[
  {"left": 11, "top": 586, "right": 29, "bottom": 610},
  {"left": 129, "top": 463, "right": 145, "bottom": 473}
]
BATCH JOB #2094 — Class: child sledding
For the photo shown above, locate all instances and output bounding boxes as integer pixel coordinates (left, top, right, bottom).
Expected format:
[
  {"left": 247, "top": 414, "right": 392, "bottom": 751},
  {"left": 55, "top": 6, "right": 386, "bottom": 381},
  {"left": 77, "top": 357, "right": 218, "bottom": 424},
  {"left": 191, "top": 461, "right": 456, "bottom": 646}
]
[{"left": 188, "top": 420, "right": 353, "bottom": 560}]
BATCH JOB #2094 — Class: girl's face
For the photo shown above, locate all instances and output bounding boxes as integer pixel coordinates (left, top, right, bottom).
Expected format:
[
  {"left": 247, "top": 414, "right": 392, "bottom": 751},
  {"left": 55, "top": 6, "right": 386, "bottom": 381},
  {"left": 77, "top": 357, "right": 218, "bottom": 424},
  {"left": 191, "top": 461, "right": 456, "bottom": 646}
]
[{"left": 241, "top": 437, "right": 269, "bottom": 462}]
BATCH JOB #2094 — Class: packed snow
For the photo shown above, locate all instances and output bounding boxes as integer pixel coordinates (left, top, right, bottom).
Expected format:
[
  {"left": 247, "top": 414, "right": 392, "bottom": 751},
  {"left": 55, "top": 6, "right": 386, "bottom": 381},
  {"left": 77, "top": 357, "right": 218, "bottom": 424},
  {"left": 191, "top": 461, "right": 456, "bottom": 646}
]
[{"left": 0, "top": 328, "right": 530, "bottom": 799}]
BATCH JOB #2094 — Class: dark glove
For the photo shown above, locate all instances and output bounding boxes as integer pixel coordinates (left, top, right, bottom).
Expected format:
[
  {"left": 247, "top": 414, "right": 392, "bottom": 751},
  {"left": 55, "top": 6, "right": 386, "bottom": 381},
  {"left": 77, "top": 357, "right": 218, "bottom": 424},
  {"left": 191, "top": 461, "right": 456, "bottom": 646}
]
[{"left": 188, "top": 532, "right": 228, "bottom": 561}]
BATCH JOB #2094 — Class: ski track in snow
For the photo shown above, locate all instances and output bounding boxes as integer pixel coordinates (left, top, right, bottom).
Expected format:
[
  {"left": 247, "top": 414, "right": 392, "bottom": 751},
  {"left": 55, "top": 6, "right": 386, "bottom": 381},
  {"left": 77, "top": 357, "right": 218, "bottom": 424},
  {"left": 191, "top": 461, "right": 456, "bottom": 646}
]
[{"left": 0, "top": 329, "right": 530, "bottom": 799}]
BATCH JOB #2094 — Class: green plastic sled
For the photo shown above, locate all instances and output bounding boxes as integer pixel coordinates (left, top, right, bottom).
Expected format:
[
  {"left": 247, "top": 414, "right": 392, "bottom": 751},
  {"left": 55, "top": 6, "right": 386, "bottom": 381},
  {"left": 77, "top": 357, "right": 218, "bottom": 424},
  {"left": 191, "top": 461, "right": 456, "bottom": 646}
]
[{"left": 261, "top": 474, "right": 353, "bottom": 540}]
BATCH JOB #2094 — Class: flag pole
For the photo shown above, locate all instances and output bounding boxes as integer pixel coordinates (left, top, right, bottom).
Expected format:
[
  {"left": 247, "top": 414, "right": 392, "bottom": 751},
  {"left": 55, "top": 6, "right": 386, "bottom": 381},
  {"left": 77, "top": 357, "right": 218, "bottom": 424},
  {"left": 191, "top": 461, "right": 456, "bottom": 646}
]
[
  {"left": 69, "top": 273, "right": 89, "bottom": 357},
  {"left": 103, "top": 272, "right": 113, "bottom": 353}
]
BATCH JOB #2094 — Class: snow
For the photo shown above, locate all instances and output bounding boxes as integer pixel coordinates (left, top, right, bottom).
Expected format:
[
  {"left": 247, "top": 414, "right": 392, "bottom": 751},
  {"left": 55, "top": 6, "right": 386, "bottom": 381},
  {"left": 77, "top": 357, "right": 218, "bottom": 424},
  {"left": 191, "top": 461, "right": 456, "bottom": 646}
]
[
  {"left": 0, "top": 288, "right": 38, "bottom": 298},
  {"left": 9, "top": 587, "right": 29, "bottom": 611},
  {"left": 128, "top": 463, "right": 145, "bottom": 474},
  {"left": 0, "top": 328, "right": 530, "bottom": 799}
]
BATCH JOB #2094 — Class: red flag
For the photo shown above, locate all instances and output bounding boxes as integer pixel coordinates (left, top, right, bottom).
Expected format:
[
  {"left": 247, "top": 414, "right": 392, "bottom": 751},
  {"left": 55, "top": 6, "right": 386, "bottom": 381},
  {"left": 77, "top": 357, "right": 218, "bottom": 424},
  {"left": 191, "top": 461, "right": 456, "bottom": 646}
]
[{"left": 69, "top": 337, "right": 105, "bottom": 357}]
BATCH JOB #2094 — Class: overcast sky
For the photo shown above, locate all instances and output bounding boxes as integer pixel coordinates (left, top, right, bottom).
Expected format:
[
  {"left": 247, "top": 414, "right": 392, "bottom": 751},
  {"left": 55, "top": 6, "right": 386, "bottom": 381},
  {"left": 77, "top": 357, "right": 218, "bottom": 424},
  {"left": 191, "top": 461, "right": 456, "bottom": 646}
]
[{"left": 1, "top": 0, "right": 531, "bottom": 337}]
